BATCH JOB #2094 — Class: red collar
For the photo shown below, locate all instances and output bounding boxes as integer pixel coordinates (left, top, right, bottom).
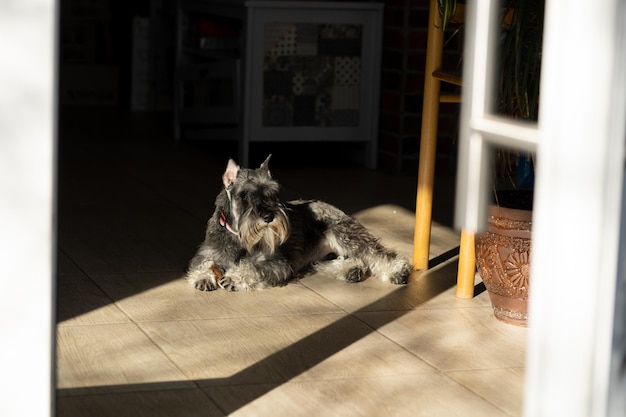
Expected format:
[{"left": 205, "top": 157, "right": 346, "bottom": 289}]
[{"left": 219, "top": 212, "right": 239, "bottom": 236}]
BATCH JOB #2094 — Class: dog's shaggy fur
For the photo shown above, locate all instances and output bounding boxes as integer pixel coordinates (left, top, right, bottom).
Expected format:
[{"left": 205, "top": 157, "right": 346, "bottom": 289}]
[{"left": 186, "top": 156, "right": 413, "bottom": 291}]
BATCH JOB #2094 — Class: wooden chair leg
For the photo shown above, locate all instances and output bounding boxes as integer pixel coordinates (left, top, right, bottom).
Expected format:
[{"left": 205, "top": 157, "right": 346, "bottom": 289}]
[
  {"left": 413, "top": 0, "right": 444, "bottom": 271},
  {"left": 456, "top": 229, "right": 476, "bottom": 298}
]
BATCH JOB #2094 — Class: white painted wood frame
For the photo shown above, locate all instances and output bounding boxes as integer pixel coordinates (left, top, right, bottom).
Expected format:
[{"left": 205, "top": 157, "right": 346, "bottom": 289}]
[
  {"left": 0, "top": 1, "right": 57, "bottom": 416},
  {"left": 455, "top": 0, "right": 626, "bottom": 415}
]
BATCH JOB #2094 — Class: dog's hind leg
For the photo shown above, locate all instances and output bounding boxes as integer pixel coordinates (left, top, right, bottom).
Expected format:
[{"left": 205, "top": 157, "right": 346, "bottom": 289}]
[
  {"left": 312, "top": 256, "right": 370, "bottom": 283},
  {"left": 325, "top": 218, "right": 412, "bottom": 285},
  {"left": 364, "top": 251, "right": 413, "bottom": 284}
]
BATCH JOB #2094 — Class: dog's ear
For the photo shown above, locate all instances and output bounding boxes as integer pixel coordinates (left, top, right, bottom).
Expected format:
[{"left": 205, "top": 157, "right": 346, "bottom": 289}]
[
  {"left": 259, "top": 154, "right": 272, "bottom": 177},
  {"left": 223, "top": 159, "right": 240, "bottom": 188}
]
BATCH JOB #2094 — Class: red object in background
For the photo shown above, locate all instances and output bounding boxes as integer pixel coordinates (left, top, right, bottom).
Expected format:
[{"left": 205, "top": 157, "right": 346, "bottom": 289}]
[{"left": 199, "top": 18, "right": 240, "bottom": 38}]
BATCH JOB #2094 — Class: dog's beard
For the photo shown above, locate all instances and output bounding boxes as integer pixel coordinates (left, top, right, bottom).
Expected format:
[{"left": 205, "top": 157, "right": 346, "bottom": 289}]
[{"left": 239, "top": 207, "right": 290, "bottom": 255}]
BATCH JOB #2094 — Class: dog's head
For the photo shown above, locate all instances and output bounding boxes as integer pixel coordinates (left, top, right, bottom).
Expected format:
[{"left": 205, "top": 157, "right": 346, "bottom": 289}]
[{"left": 221, "top": 155, "right": 290, "bottom": 254}]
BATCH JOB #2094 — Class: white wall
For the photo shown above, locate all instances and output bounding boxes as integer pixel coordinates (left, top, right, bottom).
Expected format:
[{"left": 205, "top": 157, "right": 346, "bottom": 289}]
[{"left": 0, "top": 1, "right": 56, "bottom": 416}]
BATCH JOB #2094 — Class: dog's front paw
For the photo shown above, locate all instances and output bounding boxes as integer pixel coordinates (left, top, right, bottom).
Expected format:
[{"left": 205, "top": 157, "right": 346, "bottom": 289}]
[
  {"left": 192, "top": 277, "right": 218, "bottom": 291},
  {"left": 219, "top": 272, "right": 266, "bottom": 291},
  {"left": 218, "top": 275, "right": 238, "bottom": 292},
  {"left": 186, "top": 261, "right": 219, "bottom": 291},
  {"left": 218, "top": 261, "right": 266, "bottom": 291},
  {"left": 187, "top": 274, "right": 218, "bottom": 291}
]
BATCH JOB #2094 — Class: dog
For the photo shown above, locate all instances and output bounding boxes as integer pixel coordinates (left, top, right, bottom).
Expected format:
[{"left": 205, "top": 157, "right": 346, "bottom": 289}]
[{"left": 186, "top": 155, "right": 413, "bottom": 291}]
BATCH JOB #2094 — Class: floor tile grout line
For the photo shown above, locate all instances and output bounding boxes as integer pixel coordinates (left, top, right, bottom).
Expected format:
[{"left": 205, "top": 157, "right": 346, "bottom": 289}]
[
  {"left": 438, "top": 370, "right": 518, "bottom": 417},
  {"left": 296, "top": 279, "right": 383, "bottom": 316},
  {"left": 56, "top": 247, "right": 135, "bottom": 326},
  {"left": 118, "top": 311, "right": 351, "bottom": 326},
  {"left": 349, "top": 311, "right": 446, "bottom": 372},
  {"left": 56, "top": 303, "right": 495, "bottom": 327},
  {"left": 132, "top": 317, "right": 207, "bottom": 393}
]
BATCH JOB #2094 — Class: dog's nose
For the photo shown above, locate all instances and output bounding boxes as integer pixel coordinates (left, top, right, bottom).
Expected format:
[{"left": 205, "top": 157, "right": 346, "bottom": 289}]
[{"left": 262, "top": 213, "right": 274, "bottom": 223}]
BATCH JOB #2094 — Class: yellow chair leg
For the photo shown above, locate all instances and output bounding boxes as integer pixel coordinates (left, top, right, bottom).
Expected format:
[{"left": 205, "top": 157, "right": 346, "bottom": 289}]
[
  {"left": 456, "top": 230, "right": 476, "bottom": 298},
  {"left": 413, "top": 0, "right": 444, "bottom": 271}
]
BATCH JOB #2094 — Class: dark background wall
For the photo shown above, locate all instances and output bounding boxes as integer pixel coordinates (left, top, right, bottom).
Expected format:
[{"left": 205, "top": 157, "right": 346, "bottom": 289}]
[
  {"left": 378, "top": 0, "right": 462, "bottom": 175},
  {"left": 58, "top": 0, "right": 462, "bottom": 175}
]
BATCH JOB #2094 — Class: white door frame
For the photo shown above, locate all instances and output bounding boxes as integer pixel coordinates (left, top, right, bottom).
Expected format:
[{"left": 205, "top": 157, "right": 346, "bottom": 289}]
[
  {"left": 456, "top": 0, "right": 626, "bottom": 415},
  {"left": 0, "top": 1, "right": 57, "bottom": 416}
]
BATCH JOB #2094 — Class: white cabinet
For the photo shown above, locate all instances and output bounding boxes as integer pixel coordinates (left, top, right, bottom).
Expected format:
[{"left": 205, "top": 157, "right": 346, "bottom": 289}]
[{"left": 175, "top": 1, "right": 383, "bottom": 168}]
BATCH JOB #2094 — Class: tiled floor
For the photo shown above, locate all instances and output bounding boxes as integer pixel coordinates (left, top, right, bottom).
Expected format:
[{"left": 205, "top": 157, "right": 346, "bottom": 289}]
[{"left": 56, "top": 110, "right": 527, "bottom": 416}]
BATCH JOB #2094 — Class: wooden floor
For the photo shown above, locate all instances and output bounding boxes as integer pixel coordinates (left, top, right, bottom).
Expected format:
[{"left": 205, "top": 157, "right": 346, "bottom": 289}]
[{"left": 56, "top": 110, "right": 527, "bottom": 416}]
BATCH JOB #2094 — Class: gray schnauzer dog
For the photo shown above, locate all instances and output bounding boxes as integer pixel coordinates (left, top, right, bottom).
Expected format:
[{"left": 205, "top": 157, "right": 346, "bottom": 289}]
[{"left": 186, "top": 155, "right": 413, "bottom": 291}]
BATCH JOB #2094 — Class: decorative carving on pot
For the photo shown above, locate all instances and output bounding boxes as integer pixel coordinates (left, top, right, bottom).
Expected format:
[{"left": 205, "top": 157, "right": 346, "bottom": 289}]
[{"left": 475, "top": 204, "right": 532, "bottom": 327}]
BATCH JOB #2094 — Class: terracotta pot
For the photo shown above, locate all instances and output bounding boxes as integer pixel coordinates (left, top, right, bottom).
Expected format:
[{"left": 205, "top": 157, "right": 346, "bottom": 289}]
[{"left": 475, "top": 203, "right": 532, "bottom": 327}]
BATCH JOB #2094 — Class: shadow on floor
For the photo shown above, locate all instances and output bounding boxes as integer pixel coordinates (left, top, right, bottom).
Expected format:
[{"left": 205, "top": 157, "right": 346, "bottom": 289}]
[{"left": 58, "top": 259, "right": 462, "bottom": 415}]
